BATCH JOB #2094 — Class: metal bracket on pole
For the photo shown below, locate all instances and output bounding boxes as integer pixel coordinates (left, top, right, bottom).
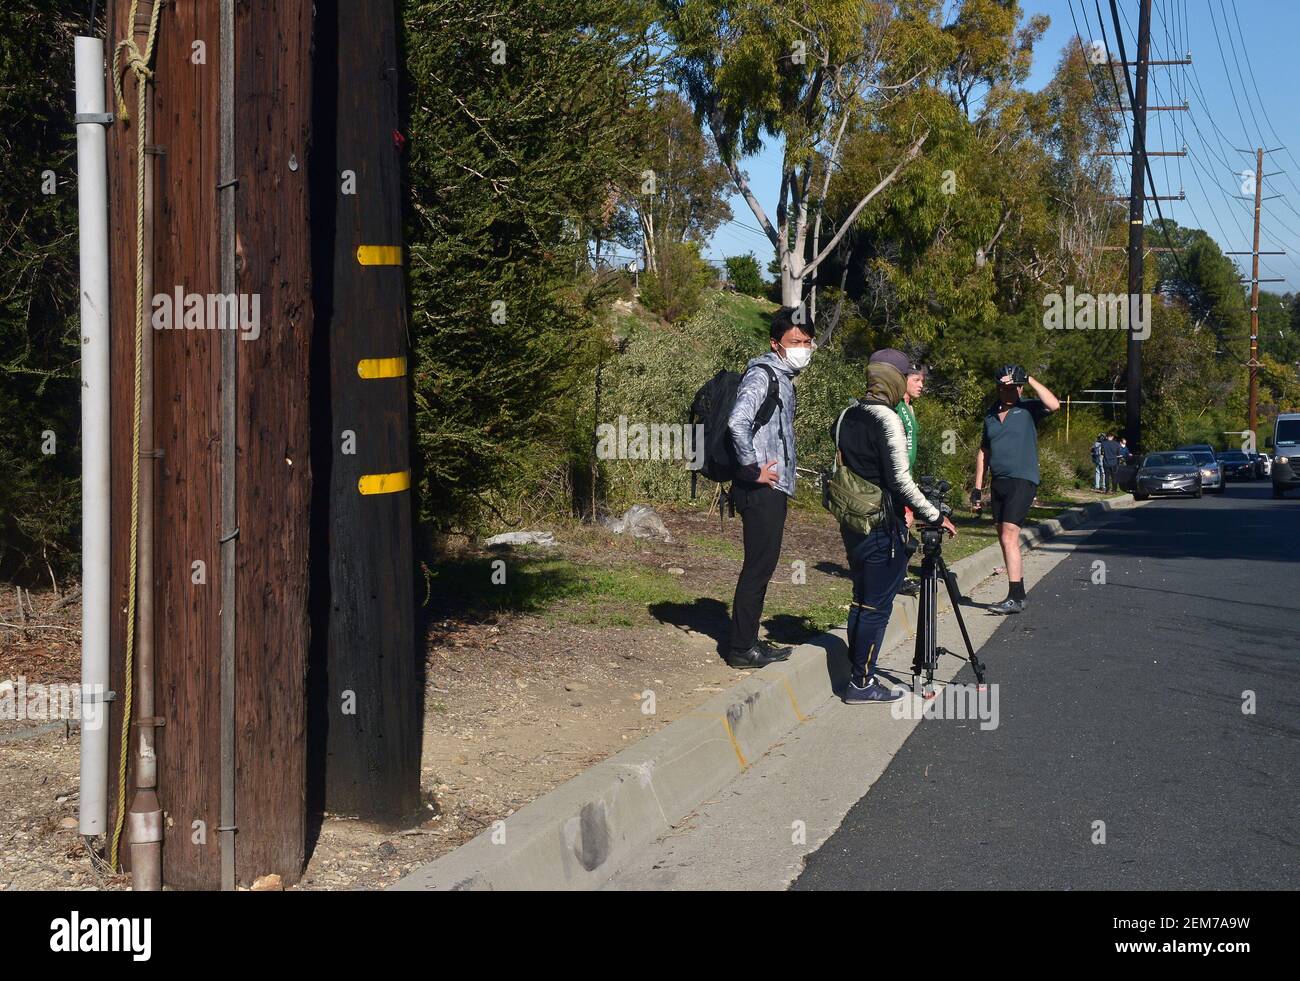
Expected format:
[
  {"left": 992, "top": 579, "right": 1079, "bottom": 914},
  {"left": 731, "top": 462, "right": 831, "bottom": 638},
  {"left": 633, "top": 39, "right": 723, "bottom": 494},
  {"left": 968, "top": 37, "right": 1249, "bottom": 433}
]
[{"left": 75, "top": 112, "right": 115, "bottom": 126}]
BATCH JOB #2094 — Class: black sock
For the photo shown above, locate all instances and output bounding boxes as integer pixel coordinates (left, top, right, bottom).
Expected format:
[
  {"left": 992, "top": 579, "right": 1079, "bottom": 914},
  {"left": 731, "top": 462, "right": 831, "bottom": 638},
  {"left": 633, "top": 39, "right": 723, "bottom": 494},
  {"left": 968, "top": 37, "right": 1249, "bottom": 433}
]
[{"left": 1009, "top": 580, "right": 1026, "bottom": 601}]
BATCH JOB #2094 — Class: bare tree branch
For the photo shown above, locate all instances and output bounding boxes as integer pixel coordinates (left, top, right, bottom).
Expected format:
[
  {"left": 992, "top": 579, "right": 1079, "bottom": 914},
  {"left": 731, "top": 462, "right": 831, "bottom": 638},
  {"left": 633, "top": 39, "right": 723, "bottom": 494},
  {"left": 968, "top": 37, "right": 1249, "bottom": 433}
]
[{"left": 805, "top": 129, "right": 930, "bottom": 278}]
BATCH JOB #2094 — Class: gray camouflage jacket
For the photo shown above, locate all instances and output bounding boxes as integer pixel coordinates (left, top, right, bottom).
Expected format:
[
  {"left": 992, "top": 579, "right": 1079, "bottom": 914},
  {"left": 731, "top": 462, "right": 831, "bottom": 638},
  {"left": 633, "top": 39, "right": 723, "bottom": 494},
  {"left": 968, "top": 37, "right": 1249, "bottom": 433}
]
[{"left": 728, "top": 352, "right": 799, "bottom": 497}]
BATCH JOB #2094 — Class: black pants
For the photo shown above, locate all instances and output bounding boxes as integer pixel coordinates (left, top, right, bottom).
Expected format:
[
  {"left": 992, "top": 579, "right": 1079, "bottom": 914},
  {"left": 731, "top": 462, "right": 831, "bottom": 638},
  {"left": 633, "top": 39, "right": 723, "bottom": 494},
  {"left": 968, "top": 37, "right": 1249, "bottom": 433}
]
[
  {"left": 1103, "top": 463, "right": 1118, "bottom": 492},
  {"left": 728, "top": 482, "right": 788, "bottom": 655}
]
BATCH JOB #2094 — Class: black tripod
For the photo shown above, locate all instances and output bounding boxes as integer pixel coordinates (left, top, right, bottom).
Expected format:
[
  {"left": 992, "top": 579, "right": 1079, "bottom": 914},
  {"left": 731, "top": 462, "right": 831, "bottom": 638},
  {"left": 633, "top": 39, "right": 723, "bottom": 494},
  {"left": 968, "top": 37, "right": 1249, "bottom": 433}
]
[{"left": 911, "top": 524, "right": 987, "bottom": 699}]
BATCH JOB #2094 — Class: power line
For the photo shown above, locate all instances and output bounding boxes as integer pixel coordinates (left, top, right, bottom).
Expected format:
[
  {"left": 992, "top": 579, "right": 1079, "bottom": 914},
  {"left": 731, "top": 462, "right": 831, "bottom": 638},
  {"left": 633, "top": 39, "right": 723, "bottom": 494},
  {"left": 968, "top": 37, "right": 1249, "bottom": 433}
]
[
  {"left": 1206, "top": 0, "right": 1258, "bottom": 149},
  {"left": 1073, "top": 0, "right": 1133, "bottom": 158},
  {"left": 1175, "top": 6, "right": 1300, "bottom": 284},
  {"left": 1105, "top": 0, "right": 1190, "bottom": 285},
  {"left": 1226, "top": 0, "right": 1300, "bottom": 204}
]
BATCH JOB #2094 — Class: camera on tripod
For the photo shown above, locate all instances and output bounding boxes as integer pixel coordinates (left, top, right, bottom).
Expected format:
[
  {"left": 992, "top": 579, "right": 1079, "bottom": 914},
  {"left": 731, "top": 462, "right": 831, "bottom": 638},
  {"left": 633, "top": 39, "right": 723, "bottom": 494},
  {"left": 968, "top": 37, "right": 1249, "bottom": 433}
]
[{"left": 916, "top": 476, "right": 953, "bottom": 556}]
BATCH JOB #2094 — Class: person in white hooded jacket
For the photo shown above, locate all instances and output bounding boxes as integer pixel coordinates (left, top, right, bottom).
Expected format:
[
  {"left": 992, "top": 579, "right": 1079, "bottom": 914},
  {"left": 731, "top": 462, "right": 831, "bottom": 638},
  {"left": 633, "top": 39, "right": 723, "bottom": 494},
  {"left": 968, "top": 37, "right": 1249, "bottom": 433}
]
[{"left": 832, "top": 352, "right": 956, "bottom": 703}]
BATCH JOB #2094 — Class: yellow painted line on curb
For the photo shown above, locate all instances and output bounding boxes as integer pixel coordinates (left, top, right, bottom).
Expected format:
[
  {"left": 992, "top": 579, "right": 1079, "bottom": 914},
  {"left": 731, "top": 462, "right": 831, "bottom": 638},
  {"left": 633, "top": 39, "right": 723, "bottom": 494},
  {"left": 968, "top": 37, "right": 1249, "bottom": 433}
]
[
  {"left": 357, "top": 470, "right": 410, "bottom": 495},
  {"left": 357, "top": 356, "right": 407, "bottom": 379},
  {"left": 356, "top": 245, "right": 403, "bottom": 266},
  {"left": 692, "top": 713, "right": 747, "bottom": 770},
  {"left": 780, "top": 677, "right": 807, "bottom": 722}
]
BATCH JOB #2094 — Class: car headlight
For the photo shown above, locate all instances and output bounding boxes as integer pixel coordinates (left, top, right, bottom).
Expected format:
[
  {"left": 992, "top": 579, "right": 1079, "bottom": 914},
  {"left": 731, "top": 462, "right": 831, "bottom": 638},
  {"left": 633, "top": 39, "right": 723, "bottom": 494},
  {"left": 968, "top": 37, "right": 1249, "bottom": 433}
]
[
  {"left": 1281, "top": 456, "right": 1290, "bottom": 465},
  {"left": 1200, "top": 468, "right": 1213, "bottom": 478}
]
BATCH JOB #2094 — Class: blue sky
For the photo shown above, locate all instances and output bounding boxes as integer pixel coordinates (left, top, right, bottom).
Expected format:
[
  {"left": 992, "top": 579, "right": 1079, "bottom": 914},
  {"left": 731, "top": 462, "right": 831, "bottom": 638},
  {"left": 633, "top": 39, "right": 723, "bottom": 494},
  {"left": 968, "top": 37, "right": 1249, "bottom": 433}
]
[{"left": 702, "top": 0, "right": 1300, "bottom": 293}]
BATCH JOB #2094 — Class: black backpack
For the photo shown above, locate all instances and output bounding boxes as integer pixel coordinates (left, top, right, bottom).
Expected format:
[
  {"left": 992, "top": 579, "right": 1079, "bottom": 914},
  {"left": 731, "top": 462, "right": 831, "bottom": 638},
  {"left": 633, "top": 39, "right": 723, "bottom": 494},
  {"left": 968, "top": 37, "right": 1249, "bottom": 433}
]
[{"left": 689, "top": 363, "right": 781, "bottom": 497}]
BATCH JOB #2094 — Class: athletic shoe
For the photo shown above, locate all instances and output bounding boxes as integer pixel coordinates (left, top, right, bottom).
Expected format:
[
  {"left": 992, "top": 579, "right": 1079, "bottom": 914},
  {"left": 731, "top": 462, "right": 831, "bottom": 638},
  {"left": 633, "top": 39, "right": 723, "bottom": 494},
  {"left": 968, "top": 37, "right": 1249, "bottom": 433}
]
[
  {"left": 842, "top": 677, "right": 903, "bottom": 704},
  {"left": 898, "top": 577, "right": 920, "bottom": 597},
  {"left": 987, "top": 597, "right": 1024, "bottom": 615}
]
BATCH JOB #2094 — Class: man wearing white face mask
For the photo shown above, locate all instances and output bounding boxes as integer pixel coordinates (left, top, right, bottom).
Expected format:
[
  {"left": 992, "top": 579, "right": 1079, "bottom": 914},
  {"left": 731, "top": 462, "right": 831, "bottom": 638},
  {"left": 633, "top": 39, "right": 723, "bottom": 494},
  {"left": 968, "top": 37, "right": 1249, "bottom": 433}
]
[{"left": 724, "top": 306, "right": 813, "bottom": 669}]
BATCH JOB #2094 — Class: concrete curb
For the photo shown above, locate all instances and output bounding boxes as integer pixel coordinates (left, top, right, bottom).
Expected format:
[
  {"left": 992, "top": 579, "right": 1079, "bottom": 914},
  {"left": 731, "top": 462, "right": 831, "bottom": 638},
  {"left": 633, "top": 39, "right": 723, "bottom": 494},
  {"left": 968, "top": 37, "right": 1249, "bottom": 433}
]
[{"left": 392, "top": 494, "right": 1134, "bottom": 891}]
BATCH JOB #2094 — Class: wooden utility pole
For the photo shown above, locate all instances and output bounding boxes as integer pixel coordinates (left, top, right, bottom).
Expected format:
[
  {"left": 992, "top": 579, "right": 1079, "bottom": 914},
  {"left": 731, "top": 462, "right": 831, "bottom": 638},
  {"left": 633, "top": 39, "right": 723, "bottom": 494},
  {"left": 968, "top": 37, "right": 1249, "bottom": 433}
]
[
  {"left": 106, "top": 0, "right": 314, "bottom": 889},
  {"left": 1123, "top": 0, "right": 1153, "bottom": 455},
  {"left": 1249, "top": 147, "right": 1263, "bottom": 441},
  {"left": 1227, "top": 148, "right": 1286, "bottom": 447},
  {"left": 1102, "top": 0, "right": 1189, "bottom": 454},
  {"left": 309, "top": 0, "right": 420, "bottom": 820}
]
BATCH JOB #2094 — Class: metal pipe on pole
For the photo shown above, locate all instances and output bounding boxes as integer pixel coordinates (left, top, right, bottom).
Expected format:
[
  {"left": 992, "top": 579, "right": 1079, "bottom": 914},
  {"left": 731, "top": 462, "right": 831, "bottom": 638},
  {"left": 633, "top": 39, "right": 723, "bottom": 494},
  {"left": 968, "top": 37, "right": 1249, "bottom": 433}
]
[
  {"left": 115, "top": 0, "right": 164, "bottom": 891},
  {"left": 74, "top": 35, "right": 111, "bottom": 840},
  {"left": 126, "top": 85, "right": 162, "bottom": 894}
]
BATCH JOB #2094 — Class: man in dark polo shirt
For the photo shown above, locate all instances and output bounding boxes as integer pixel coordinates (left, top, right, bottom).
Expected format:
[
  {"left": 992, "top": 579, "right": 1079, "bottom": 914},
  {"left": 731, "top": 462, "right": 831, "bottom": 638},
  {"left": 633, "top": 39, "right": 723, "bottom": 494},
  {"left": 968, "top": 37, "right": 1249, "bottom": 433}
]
[{"left": 970, "top": 365, "right": 1060, "bottom": 614}]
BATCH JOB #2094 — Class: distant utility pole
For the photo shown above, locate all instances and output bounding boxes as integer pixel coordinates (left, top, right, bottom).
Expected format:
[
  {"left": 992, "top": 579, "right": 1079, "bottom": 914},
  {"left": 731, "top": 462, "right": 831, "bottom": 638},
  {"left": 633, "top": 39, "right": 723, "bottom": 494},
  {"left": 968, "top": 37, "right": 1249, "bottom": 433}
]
[{"left": 1227, "top": 148, "right": 1287, "bottom": 446}]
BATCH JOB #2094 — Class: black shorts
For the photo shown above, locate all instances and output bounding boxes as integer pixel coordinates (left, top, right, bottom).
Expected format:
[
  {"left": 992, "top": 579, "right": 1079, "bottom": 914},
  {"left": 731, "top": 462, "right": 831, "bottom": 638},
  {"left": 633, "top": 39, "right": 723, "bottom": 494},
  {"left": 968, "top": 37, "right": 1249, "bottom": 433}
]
[{"left": 991, "top": 477, "right": 1037, "bottom": 526}]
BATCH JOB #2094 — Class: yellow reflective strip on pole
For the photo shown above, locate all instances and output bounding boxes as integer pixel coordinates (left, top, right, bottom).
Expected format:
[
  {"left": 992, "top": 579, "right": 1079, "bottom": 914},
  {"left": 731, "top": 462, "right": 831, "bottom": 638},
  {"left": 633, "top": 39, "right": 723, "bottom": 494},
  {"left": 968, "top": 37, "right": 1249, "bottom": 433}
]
[
  {"left": 356, "top": 245, "right": 403, "bottom": 266},
  {"left": 357, "top": 470, "right": 411, "bottom": 495},
  {"left": 357, "top": 356, "right": 407, "bottom": 379}
]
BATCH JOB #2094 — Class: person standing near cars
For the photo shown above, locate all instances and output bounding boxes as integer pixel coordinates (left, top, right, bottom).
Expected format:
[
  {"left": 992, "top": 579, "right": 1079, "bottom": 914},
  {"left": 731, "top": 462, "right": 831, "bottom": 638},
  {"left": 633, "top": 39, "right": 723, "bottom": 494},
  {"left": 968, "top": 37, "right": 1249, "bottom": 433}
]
[
  {"left": 1100, "top": 432, "right": 1122, "bottom": 492},
  {"left": 1091, "top": 433, "right": 1106, "bottom": 491},
  {"left": 724, "top": 306, "right": 813, "bottom": 669},
  {"left": 970, "top": 365, "right": 1060, "bottom": 614}
]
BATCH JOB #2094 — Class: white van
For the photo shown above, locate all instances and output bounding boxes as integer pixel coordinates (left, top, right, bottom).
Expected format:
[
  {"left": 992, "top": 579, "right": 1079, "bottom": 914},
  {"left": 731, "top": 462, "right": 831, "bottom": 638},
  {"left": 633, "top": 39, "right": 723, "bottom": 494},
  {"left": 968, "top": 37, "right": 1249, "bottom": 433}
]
[{"left": 1268, "top": 413, "right": 1300, "bottom": 498}]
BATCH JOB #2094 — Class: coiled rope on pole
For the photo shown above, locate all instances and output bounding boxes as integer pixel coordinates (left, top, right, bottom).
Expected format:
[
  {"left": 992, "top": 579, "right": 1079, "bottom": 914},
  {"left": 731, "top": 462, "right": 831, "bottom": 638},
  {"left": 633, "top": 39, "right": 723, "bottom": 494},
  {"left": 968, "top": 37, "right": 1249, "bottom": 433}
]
[{"left": 109, "top": 0, "right": 163, "bottom": 871}]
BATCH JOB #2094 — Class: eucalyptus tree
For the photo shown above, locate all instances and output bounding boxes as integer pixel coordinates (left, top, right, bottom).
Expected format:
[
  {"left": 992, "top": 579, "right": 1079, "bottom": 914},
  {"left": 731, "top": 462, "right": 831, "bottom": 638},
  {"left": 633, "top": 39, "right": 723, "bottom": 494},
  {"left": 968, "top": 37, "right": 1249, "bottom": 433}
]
[{"left": 660, "top": 0, "right": 933, "bottom": 313}]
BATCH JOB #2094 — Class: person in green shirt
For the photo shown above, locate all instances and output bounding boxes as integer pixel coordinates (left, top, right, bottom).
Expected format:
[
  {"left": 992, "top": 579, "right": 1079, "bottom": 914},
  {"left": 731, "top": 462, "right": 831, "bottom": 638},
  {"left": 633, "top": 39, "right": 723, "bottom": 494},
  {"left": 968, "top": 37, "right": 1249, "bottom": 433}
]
[
  {"left": 868, "top": 351, "right": 924, "bottom": 472},
  {"left": 896, "top": 367, "right": 922, "bottom": 470}
]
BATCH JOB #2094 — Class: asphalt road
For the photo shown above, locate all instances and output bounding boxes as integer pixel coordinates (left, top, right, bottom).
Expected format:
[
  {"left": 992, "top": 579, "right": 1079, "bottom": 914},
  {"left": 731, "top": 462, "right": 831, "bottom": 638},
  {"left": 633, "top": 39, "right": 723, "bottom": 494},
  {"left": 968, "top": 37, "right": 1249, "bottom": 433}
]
[{"left": 794, "top": 480, "right": 1300, "bottom": 890}]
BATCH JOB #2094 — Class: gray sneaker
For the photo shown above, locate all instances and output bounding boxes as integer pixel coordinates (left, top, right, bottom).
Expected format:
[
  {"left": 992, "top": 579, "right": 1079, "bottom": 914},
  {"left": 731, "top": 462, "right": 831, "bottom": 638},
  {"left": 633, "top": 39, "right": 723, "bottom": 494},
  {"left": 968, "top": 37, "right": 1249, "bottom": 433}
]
[
  {"left": 988, "top": 597, "right": 1024, "bottom": 615},
  {"left": 842, "top": 677, "right": 903, "bottom": 704}
]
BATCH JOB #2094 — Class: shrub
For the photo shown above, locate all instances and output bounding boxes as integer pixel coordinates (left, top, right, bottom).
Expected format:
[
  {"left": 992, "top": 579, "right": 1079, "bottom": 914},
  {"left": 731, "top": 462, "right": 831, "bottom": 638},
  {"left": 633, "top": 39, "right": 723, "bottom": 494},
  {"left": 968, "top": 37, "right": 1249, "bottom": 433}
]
[
  {"left": 585, "top": 293, "right": 758, "bottom": 507},
  {"left": 1036, "top": 444, "right": 1076, "bottom": 500},
  {"left": 640, "top": 240, "right": 715, "bottom": 323},
  {"left": 723, "top": 253, "right": 765, "bottom": 297},
  {"left": 0, "top": 2, "right": 83, "bottom": 582},
  {"left": 402, "top": 0, "right": 640, "bottom": 537}
]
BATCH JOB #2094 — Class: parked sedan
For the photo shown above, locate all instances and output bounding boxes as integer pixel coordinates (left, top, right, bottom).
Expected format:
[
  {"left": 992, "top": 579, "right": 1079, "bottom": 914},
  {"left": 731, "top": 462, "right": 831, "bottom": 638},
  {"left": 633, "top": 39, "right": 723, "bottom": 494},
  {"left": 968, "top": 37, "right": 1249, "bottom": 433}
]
[
  {"left": 1134, "top": 451, "right": 1203, "bottom": 500},
  {"left": 1216, "top": 449, "right": 1256, "bottom": 481},
  {"left": 1187, "top": 450, "right": 1224, "bottom": 493},
  {"left": 1251, "top": 452, "right": 1272, "bottom": 478}
]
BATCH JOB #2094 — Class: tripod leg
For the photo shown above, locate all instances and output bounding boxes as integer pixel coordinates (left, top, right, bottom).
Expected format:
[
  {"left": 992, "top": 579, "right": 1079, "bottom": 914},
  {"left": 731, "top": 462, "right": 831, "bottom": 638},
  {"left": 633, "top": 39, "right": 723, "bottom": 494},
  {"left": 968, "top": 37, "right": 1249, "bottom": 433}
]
[
  {"left": 911, "top": 555, "right": 925, "bottom": 693},
  {"left": 937, "top": 556, "right": 986, "bottom": 687},
  {"left": 923, "top": 562, "right": 937, "bottom": 699}
]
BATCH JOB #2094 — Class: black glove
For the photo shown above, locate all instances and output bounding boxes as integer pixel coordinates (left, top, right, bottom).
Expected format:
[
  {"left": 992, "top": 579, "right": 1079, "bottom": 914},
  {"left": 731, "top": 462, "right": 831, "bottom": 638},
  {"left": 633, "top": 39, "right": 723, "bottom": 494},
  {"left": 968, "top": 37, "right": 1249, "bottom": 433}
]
[{"left": 970, "top": 487, "right": 983, "bottom": 507}]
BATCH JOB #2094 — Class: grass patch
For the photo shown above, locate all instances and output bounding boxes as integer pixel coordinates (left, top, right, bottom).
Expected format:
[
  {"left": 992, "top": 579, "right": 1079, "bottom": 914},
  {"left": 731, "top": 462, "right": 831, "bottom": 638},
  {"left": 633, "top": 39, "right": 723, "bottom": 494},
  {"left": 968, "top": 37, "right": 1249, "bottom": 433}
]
[
  {"left": 711, "top": 290, "right": 778, "bottom": 346},
  {"left": 689, "top": 533, "right": 744, "bottom": 561},
  {"left": 427, "top": 552, "right": 692, "bottom": 628},
  {"left": 761, "top": 578, "right": 852, "bottom": 643},
  {"left": 555, "top": 564, "right": 694, "bottom": 627}
]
